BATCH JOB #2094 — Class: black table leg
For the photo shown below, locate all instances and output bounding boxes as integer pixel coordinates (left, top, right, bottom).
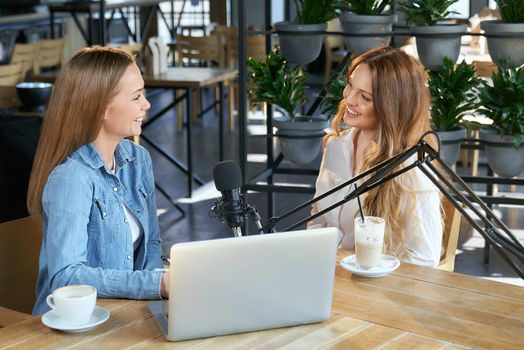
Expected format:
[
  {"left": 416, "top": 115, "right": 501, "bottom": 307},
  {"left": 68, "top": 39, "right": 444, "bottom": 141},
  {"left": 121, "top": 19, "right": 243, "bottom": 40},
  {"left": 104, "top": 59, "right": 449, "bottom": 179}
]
[
  {"left": 186, "top": 87, "right": 193, "bottom": 197},
  {"left": 50, "top": 10, "right": 55, "bottom": 39},
  {"left": 88, "top": 10, "right": 93, "bottom": 46},
  {"left": 99, "top": 1, "right": 106, "bottom": 45},
  {"left": 219, "top": 82, "right": 224, "bottom": 161}
]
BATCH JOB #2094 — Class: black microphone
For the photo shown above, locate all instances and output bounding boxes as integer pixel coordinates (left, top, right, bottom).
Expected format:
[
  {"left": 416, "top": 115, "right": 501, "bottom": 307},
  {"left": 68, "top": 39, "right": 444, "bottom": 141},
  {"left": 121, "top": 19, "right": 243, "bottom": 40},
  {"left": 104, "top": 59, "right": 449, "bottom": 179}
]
[{"left": 211, "top": 160, "right": 245, "bottom": 237}]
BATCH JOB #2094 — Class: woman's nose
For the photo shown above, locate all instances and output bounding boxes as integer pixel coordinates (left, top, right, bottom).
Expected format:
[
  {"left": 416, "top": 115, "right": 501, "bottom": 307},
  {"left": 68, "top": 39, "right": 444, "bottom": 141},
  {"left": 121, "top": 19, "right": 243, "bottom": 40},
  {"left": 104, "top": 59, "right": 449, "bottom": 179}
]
[
  {"left": 344, "top": 89, "right": 356, "bottom": 106},
  {"left": 143, "top": 97, "right": 151, "bottom": 111}
]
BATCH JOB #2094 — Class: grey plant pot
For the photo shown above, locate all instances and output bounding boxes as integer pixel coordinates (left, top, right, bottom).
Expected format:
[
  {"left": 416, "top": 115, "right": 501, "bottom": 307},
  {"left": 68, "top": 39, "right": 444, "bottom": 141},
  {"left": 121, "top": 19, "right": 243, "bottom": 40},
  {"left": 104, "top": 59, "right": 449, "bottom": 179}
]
[
  {"left": 273, "top": 115, "right": 330, "bottom": 165},
  {"left": 434, "top": 127, "right": 466, "bottom": 167},
  {"left": 410, "top": 24, "right": 467, "bottom": 71},
  {"left": 273, "top": 21, "right": 327, "bottom": 65},
  {"left": 481, "top": 20, "right": 524, "bottom": 68},
  {"left": 339, "top": 12, "right": 397, "bottom": 56},
  {"left": 479, "top": 129, "right": 524, "bottom": 178}
]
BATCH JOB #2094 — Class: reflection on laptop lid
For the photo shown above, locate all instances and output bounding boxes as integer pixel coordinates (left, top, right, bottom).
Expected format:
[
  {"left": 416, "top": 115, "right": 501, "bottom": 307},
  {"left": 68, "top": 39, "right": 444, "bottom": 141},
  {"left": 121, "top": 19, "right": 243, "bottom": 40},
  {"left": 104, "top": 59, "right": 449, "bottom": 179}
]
[{"left": 149, "top": 227, "right": 339, "bottom": 342}]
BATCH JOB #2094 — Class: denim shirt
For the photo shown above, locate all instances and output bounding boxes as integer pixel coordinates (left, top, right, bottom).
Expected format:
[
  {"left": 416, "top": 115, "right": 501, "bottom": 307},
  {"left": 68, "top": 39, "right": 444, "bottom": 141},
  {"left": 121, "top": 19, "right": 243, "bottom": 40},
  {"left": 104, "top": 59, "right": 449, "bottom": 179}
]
[{"left": 33, "top": 140, "right": 164, "bottom": 315}]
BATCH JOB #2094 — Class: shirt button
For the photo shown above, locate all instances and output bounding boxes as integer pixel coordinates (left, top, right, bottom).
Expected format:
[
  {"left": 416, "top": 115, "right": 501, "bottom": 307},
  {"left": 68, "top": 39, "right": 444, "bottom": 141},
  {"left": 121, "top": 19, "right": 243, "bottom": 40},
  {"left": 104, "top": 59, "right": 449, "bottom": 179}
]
[
  {"left": 124, "top": 218, "right": 128, "bottom": 223},
  {"left": 113, "top": 187, "right": 118, "bottom": 192},
  {"left": 127, "top": 255, "right": 132, "bottom": 260},
  {"left": 102, "top": 212, "right": 107, "bottom": 217}
]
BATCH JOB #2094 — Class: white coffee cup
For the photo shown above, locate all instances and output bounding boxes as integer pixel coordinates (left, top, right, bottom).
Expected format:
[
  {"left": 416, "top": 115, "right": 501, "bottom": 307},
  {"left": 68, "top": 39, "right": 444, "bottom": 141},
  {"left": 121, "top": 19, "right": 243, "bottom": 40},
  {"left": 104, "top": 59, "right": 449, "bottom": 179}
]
[
  {"left": 46, "top": 285, "right": 97, "bottom": 325},
  {"left": 354, "top": 216, "right": 385, "bottom": 269}
]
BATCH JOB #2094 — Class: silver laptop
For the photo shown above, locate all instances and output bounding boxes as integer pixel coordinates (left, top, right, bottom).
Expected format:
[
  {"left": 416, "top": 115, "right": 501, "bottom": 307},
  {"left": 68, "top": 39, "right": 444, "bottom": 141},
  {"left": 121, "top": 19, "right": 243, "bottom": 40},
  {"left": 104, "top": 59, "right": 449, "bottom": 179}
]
[{"left": 148, "top": 227, "right": 339, "bottom": 341}]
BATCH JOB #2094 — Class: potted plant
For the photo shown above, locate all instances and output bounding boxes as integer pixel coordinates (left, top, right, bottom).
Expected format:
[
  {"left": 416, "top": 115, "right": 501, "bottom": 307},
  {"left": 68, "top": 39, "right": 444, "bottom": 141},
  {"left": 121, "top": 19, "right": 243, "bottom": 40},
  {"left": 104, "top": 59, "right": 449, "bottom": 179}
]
[
  {"left": 247, "top": 47, "right": 330, "bottom": 165},
  {"left": 398, "top": 0, "right": 466, "bottom": 71},
  {"left": 478, "top": 66, "right": 524, "bottom": 177},
  {"left": 274, "top": 0, "right": 343, "bottom": 65},
  {"left": 338, "top": 0, "right": 397, "bottom": 56},
  {"left": 428, "top": 57, "right": 482, "bottom": 166},
  {"left": 481, "top": 0, "right": 524, "bottom": 68}
]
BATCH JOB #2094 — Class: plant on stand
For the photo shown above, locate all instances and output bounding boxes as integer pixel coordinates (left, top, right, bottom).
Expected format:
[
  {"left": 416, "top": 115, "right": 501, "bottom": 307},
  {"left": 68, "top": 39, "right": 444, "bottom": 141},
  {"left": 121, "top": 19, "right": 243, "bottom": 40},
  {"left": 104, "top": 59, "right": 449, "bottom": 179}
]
[
  {"left": 428, "top": 57, "right": 481, "bottom": 166},
  {"left": 274, "top": 0, "right": 344, "bottom": 65},
  {"left": 338, "top": 0, "right": 397, "bottom": 56},
  {"left": 481, "top": 0, "right": 524, "bottom": 68},
  {"left": 398, "top": 0, "right": 466, "bottom": 71},
  {"left": 478, "top": 66, "right": 524, "bottom": 177},
  {"left": 247, "top": 47, "right": 330, "bottom": 165}
]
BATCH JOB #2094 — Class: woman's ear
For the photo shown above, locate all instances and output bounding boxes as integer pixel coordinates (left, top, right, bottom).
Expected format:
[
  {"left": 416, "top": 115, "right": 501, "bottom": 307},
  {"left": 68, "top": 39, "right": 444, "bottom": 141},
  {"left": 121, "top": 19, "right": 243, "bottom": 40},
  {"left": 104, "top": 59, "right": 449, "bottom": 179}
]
[{"left": 102, "top": 106, "right": 110, "bottom": 120}]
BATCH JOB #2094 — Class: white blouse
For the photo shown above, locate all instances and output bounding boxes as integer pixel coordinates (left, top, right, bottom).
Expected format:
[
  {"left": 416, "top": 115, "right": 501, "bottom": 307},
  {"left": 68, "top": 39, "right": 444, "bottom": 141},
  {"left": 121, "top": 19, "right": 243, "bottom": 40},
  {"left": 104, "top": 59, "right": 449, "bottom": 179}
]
[{"left": 307, "top": 129, "right": 443, "bottom": 267}]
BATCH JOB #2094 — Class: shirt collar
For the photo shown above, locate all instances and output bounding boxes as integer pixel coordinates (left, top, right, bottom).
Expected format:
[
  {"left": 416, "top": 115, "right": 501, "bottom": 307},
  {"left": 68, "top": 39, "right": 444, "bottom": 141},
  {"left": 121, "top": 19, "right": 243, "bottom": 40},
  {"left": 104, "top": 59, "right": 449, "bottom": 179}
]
[
  {"left": 341, "top": 128, "right": 356, "bottom": 166},
  {"left": 75, "top": 141, "right": 134, "bottom": 170}
]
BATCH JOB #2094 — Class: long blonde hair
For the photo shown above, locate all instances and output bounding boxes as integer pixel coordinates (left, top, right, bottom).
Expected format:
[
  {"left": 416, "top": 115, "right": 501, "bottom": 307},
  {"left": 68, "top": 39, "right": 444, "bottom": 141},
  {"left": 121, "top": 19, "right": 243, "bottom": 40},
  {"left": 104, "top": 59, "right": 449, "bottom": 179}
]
[
  {"left": 27, "top": 47, "right": 135, "bottom": 215},
  {"left": 325, "top": 47, "right": 435, "bottom": 257}
]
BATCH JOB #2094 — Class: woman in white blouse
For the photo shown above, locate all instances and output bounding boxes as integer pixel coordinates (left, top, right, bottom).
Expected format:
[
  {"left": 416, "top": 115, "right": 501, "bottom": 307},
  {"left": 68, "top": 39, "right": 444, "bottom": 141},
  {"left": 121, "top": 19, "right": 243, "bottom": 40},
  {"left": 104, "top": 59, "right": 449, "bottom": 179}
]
[{"left": 308, "top": 47, "right": 443, "bottom": 267}]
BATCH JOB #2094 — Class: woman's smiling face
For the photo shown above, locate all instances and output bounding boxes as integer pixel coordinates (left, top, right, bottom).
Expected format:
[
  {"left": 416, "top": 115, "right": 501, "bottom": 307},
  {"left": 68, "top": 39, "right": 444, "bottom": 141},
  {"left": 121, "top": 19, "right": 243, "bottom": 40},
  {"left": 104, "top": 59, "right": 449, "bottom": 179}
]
[
  {"left": 99, "top": 63, "right": 150, "bottom": 142},
  {"left": 342, "top": 63, "right": 378, "bottom": 133}
]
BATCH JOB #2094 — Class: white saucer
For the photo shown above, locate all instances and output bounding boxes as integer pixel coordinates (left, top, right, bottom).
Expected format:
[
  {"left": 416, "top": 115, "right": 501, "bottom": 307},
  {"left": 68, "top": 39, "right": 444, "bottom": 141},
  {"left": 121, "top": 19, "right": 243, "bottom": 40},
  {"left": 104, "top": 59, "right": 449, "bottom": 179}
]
[
  {"left": 42, "top": 306, "right": 110, "bottom": 333},
  {"left": 340, "top": 254, "right": 400, "bottom": 278}
]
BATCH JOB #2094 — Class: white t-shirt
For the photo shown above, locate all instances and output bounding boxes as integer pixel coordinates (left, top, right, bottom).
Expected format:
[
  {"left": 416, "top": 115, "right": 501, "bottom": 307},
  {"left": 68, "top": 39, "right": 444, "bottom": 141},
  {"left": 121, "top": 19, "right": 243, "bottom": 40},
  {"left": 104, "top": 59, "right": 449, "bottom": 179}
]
[
  {"left": 307, "top": 128, "right": 443, "bottom": 267},
  {"left": 111, "top": 159, "right": 143, "bottom": 251},
  {"left": 124, "top": 204, "right": 143, "bottom": 251}
]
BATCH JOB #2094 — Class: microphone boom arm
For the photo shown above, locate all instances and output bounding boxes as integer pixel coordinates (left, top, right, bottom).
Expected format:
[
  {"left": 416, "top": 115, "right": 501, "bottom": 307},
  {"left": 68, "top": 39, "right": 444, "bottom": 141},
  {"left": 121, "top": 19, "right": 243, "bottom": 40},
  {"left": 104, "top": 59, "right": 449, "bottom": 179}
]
[{"left": 259, "top": 136, "right": 524, "bottom": 278}]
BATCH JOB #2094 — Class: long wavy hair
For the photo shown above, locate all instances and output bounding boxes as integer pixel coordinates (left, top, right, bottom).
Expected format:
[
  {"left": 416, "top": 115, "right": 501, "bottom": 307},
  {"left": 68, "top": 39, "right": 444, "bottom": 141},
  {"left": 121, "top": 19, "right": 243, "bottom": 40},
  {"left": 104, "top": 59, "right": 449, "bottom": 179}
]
[
  {"left": 27, "top": 47, "right": 135, "bottom": 215},
  {"left": 325, "top": 46, "right": 437, "bottom": 258}
]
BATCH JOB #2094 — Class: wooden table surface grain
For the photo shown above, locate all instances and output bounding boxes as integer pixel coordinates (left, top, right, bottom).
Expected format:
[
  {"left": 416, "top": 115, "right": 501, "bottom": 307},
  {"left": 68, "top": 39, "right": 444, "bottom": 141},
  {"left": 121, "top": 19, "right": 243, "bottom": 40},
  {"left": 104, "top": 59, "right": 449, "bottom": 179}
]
[
  {"left": 141, "top": 67, "right": 238, "bottom": 88},
  {"left": 0, "top": 251, "right": 522, "bottom": 349}
]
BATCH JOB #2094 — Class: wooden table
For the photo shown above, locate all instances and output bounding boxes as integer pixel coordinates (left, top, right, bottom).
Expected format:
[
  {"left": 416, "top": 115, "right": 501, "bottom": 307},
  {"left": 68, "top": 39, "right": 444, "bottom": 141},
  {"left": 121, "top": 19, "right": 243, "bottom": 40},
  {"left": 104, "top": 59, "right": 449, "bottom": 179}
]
[{"left": 1, "top": 251, "right": 522, "bottom": 349}]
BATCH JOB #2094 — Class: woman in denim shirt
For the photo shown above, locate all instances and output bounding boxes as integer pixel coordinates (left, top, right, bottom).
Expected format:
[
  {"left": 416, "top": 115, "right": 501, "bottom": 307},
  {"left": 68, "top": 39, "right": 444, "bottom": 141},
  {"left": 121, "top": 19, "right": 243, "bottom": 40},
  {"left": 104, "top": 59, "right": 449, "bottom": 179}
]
[{"left": 28, "top": 47, "right": 169, "bottom": 315}]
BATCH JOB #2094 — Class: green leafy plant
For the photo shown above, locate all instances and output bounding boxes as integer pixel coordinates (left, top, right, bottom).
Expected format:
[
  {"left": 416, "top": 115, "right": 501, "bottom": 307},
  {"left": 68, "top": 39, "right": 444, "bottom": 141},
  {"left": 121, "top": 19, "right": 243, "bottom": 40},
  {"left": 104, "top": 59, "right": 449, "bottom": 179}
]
[
  {"left": 479, "top": 66, "right": 524, "bottom": 147},
  {"left": 293, "top": 0, "right": 345, "bottom": 24},
  {"left": 247, "top": 47, "right": 308, "bottom": 119},
  {"left": 321, "top": 60, "right": 351, "bottom": 115},
  {"left": 495, "top": 0, "right": 524, "bottom": 23},
  {"left": 398, "top": 0, "right": 459, "bottom": 26},
  {"left": 428, "top": 57, "right": 482, "bottom": 131},
  {"left": 343, "top": 0, "right": 391, "bottom": 15}
]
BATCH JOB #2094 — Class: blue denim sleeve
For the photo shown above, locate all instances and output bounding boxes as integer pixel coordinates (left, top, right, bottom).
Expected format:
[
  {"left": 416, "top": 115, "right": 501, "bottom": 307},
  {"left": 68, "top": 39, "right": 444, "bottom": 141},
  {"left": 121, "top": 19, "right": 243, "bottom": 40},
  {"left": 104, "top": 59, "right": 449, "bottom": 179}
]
[
  {"left": 142, "top": 151, "right": 163, "bottom": 270},
  {"left": 42, "top": 163, "right": 163, "bottom": 300}
]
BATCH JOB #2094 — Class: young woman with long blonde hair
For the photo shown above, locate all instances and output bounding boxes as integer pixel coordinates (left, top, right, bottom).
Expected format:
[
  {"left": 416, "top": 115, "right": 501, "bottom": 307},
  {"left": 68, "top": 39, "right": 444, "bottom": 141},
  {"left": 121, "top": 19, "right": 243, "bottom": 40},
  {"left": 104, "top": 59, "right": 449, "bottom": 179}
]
[
  {"left": 308, "top": 47, "right": 443, "bottom": 267},
  {"left": 28, "top": 47, "right": 169, "bottom": 315}
]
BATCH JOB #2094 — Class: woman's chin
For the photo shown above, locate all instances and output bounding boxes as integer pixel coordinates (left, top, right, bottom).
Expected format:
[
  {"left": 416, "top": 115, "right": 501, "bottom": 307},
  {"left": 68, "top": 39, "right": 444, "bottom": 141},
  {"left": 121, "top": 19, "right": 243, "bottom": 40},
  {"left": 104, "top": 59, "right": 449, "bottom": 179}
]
[{"left": 343, "top": 115, "right": 359, "bottom": 127}]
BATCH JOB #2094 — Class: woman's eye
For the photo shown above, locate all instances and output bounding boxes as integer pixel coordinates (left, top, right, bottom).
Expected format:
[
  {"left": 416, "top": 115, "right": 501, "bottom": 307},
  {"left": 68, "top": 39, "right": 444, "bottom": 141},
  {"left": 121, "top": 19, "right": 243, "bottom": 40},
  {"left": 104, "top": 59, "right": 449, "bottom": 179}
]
[
  {"left": 133, "top": 95, "right": 141, "bottom": 101},
  {"left": 362, "top": 95, "right": 371, "bottom": 102}
]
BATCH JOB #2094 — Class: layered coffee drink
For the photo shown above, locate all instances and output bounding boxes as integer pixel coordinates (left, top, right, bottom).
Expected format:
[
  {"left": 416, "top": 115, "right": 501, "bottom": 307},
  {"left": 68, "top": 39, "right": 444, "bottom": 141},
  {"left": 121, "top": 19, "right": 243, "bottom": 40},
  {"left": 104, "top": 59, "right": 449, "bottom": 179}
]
[{"left": 354, "top": 216, "right": 385, "bottom": 269}]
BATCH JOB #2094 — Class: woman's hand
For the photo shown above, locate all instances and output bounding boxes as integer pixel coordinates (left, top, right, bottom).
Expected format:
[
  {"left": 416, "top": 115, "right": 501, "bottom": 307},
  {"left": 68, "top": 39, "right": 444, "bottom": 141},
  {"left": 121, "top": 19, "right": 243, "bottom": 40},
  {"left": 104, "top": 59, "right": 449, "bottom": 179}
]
[{"left": 160, "top": 270, "right": 170, "bottom": 298}]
